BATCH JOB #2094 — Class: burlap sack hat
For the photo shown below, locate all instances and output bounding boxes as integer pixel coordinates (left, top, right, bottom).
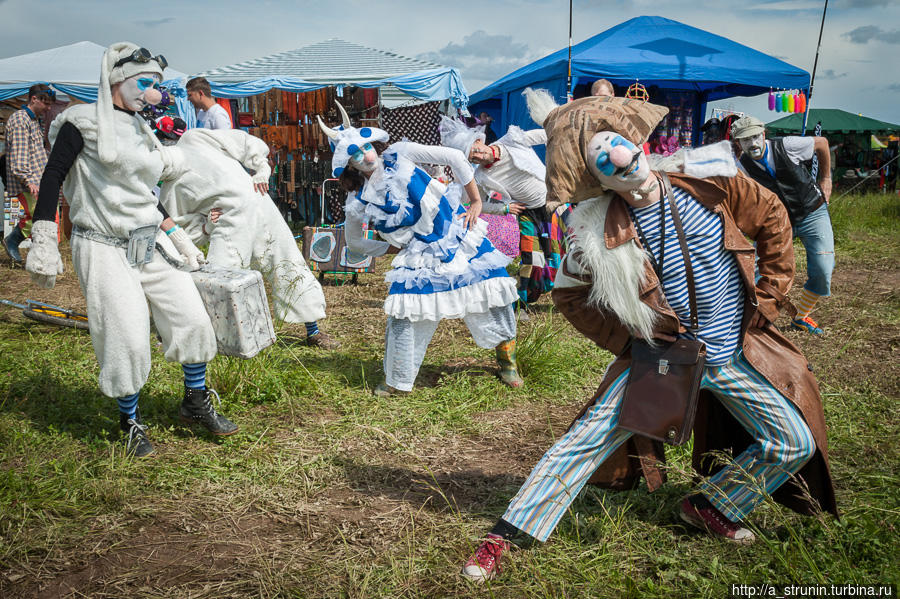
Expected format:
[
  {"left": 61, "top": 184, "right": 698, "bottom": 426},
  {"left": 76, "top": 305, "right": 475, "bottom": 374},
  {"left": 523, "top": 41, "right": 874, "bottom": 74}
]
[{"left": 544, "top": 96, "right": 668, "bottom": 204}]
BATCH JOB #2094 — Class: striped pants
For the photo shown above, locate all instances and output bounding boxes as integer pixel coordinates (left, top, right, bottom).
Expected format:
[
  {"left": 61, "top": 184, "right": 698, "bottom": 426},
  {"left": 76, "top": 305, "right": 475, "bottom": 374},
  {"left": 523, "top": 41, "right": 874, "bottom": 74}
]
[{"left": 502, "top": 350, "right": 815, "bottom": 542}]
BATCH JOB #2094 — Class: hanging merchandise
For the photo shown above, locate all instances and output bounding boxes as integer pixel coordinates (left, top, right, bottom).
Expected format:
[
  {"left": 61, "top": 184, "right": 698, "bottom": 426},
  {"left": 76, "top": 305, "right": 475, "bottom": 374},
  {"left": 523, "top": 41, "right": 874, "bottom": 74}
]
[
  {"left": 798, "top": 92, "right": 806, "bottom": 113},
  {"left": 781, "top": 92, "right": 788, "bottom": 113},
  {"left": 768, "top": 90, "right": 775, "bottom": 111},
  {"left": 775, "top": 92, "right": 782, "bottom": 113},
  {"left": 788, "top": 92, "right": 795, "bottom": 113}
]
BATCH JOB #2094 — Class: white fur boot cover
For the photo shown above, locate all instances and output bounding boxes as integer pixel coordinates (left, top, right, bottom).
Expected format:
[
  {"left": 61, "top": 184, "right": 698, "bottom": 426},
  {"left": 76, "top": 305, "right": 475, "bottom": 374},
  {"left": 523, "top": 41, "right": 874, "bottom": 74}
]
[
  {"left": 25, "top": 220, "right": 64, "bottom": 288},
  {"left": 566, "top": 196, "right": 659, "bottom": 340}
]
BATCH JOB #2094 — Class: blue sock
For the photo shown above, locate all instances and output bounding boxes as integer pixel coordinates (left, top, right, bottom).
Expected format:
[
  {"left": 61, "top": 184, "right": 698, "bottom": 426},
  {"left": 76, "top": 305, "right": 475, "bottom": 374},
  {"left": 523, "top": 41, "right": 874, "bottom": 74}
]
[
  {"left": 117, "top": 392, "right": 140, "bottom": 419},
  {"left": 182, "top": 363, "right": 207, "bottom": 390},
  {"left": 305, "top": 321, "right": 320, "bottom": 337}
]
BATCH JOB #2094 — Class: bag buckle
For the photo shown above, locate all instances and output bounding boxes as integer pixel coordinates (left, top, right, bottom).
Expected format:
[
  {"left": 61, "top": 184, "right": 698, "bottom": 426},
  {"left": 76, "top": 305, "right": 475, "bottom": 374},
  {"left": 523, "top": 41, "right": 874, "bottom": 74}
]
[{"left": 658, "top": 359, "right": 669, "bottom": 375}]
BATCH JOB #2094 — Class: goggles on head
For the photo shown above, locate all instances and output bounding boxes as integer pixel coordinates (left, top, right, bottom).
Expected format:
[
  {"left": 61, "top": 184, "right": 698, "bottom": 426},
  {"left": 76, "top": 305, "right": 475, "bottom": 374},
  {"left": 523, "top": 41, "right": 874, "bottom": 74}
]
[{"left": 114, "top": 47, "right": 168, "bottom": 71}]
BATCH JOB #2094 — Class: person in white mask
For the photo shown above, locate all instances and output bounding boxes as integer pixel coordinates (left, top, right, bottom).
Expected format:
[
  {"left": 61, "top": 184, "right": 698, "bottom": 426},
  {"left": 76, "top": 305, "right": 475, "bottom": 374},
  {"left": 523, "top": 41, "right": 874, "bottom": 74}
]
[{"left": 26, "top": 42, "right": 238, "bottom": 458}]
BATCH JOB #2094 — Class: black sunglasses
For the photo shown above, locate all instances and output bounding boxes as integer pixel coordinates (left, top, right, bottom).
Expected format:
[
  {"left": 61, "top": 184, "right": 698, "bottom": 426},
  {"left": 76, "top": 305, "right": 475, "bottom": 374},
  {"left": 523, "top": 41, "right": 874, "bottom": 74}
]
[{"left": 113, "top": 47, "right": 168, "bottom": 72}]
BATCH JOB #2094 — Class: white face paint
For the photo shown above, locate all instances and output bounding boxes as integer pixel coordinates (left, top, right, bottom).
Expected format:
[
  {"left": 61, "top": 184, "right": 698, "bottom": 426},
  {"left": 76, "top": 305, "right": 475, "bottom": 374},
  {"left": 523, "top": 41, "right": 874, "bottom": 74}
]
[
  {"left": 118, "top": 73, "right": 162, "bottom": 111},
  {"left": 349, "top": 142, "right": 380, "bottom": 174},
  {"left": 738, "top": 133, "right": 766, "bottom": 160},
  {"left": 585, "top": 131, "right": 651, "bottom": 193}
]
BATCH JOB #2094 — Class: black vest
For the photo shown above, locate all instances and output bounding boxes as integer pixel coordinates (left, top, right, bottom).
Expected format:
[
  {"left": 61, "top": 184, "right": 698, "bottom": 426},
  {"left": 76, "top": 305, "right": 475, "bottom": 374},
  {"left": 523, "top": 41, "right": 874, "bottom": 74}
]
[{"left": 740, "top": 138, "right": 823, "bottom": 225}]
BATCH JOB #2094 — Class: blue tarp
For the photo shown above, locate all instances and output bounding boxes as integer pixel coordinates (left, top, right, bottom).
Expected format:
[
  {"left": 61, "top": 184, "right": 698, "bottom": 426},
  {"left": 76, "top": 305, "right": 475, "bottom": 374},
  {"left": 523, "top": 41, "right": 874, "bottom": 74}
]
[{"left": 470, "top": 16, "right": 810, "bottom": 145}]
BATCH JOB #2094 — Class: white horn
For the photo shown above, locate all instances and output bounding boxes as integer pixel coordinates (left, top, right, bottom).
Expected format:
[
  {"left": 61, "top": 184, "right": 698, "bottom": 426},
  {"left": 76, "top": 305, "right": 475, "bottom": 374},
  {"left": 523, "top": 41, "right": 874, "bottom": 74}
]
[
  {"left": 523, "top": 87, "right": 560, "bottom": 127},
  {"left": 317, "top": 115, "right": 340, "bottom": 140},
  {"left": 336, "top": 101, "right": 351, "bottom": 128}
]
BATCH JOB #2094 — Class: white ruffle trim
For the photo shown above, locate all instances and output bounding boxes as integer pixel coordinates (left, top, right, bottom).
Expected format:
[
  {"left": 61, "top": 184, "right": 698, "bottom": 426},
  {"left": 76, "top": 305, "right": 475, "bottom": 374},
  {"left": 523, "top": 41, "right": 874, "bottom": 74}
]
[{"left": 383, "top": 276, "right": 518, "bottom": 322}]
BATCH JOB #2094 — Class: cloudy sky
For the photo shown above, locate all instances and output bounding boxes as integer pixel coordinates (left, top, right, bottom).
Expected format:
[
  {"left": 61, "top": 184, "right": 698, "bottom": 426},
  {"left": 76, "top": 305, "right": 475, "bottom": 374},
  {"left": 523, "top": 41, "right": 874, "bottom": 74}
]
[{"left": 1, "top": 0, "right": 897, "bottom": 124}]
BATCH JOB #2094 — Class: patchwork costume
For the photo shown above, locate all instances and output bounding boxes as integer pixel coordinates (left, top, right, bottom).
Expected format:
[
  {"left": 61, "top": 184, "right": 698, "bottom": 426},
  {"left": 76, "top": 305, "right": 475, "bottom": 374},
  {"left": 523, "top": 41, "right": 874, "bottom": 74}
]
[
  {"left": 461, "top": 95, "right": 836, "bottom": 583},
  {"left": 320, "top": 106, "right": 521, "bottom": 392},
  {"left": 158, "top": 128, "right": 327, "bottom": 325}
]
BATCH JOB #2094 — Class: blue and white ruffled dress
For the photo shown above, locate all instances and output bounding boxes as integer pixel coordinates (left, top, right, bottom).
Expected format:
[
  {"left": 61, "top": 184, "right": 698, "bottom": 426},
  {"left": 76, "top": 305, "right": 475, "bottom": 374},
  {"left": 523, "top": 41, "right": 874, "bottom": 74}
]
[{"left": 344, "top": 148, "right": 518, "bottom": 322}]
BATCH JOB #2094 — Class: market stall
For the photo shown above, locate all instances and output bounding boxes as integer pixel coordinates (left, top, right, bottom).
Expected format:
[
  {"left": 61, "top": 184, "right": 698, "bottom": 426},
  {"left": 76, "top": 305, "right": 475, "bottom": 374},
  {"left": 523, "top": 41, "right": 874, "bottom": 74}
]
[
  {"left": 470, "top": 16, "right": 809, "bottom": 153},
  {"left": 768, "top": 109, "right": 900, "bottom": 192},
  {"left": 196, "top": 39, "right": 468, "bottom": 226}
]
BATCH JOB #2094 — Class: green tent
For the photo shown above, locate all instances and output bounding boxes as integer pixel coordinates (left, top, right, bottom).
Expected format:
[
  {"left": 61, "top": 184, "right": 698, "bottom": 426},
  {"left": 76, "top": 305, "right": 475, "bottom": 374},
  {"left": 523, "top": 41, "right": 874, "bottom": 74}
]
[{"left": 767, "top": 109, "right": 900, "bottom": 134}]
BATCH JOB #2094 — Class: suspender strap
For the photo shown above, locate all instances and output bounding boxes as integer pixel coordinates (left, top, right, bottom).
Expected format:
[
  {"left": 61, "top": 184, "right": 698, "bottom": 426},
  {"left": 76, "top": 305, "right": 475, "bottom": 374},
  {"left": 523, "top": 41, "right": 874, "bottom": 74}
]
[{"left": 660, "top": 171, "right": 698, "bottom": 330}]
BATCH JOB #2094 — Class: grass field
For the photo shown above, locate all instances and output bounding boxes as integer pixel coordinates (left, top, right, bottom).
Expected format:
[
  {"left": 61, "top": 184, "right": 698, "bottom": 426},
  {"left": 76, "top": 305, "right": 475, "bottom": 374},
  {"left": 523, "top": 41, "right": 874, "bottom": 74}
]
[{"left": 0, "top": 193, "right": 897, "bottom": 598}]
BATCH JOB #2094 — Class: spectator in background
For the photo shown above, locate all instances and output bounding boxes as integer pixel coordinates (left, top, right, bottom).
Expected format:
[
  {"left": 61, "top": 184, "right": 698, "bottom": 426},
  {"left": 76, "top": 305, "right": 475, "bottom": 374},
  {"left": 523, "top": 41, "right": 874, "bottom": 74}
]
[
  {"left": 731, "top": 115, "right": 834, "bottom": 336},
  {"left": 477, "top": 111, "right": 498, "bottom": 144},
  {"left": 4, "top": 84, "right": 54, "bottom": 263},
  {"left": 186, "top": 77, "right": 232, "bottom": 129},
  {"left": 590, "top": 78, "right": 614, "bottom": 97}
]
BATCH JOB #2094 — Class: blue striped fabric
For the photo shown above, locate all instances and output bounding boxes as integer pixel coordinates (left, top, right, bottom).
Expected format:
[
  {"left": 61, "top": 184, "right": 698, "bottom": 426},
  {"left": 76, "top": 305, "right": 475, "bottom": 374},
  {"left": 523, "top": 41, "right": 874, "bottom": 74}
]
[
  {"left": 117, "top": 392, "right": 140, "bottom": 418},
  {"left": 501, "top": 352, "right": 815, "bottom": 541},
  {"left": 629, "top": 187, "right": 744, "bottom": 365},
  {"left": 182, "top": 363, "right": 207, "bottom": 390}
]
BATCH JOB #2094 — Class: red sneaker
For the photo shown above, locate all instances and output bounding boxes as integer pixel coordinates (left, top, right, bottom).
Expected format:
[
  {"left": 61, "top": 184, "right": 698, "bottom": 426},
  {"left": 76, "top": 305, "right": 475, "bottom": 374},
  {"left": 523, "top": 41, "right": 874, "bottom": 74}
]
[
  {"left": 680, "top": 495, "right": 756, "bottom": 545},
  {"left": 461, "top": 533, "right": 510, "bottom": 583}
]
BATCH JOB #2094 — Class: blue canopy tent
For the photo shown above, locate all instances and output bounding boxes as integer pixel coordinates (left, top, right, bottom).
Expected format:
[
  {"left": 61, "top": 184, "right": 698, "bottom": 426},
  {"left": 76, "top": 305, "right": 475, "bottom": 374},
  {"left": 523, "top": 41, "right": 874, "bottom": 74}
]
[
  {"left": 470, "top": 16, "right": 810, "bottom": 147},
  {"left": 0, "top": 42, "right": 191, "bottom": 122}
]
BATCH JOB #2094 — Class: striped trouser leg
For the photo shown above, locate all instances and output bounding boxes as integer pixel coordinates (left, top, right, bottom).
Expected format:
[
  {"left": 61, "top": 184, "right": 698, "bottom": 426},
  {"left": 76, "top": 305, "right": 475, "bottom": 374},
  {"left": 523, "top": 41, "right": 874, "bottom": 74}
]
[
  {"left": 698, "top": 352, "right": 816, "bottom": 522},
  {"left": 502, "top": 370, "right": 633, "bottom": 542}
]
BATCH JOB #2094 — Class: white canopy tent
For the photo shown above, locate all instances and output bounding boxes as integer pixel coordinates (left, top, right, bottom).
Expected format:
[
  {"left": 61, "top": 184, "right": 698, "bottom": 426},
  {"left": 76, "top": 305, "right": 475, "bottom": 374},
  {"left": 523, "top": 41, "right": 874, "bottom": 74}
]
[{"left": 0, "top": 41, "right": 190, "bottom": 116}]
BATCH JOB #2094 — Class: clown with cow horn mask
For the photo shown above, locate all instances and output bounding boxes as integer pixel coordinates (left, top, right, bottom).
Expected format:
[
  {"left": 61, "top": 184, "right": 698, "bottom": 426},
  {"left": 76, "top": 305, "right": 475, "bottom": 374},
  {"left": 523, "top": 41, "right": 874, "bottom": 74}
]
[
  {"left": 316, "top": 101, "right": 524, "bottom": 395},
  {"left": 317, "top": 103, "right": 389, "bottom": 178}
]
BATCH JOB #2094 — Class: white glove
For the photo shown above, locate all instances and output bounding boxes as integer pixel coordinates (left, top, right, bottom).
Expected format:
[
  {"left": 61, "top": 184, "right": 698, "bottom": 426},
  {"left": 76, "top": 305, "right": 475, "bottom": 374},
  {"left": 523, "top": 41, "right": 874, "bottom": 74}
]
[
  {"left": 167, "top": 226, "right": 206, "bottom": 271},
  {"left": 25, "top": 220, "right": 64, "bottom": 288}
]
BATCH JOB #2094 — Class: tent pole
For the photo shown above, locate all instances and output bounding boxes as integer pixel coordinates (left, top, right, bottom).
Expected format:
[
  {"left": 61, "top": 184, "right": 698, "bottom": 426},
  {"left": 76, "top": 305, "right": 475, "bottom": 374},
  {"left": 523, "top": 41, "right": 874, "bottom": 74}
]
[
  {"left": 567, "top": 0, "right": 573, "bottom": 101},
  {"left": 801, "top": 0, "right": 828, "bottom": 135}
]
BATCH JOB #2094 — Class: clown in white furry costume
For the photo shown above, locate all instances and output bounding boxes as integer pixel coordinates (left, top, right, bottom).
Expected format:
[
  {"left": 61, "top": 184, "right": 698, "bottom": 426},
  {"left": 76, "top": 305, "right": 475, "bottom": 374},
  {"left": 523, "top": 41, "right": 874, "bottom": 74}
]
[
  {"left": 317, "top": 103, "right": 523, "bottom": 394},
  {"left": 156, "top": 128, "right": 334, "bottom": 347},
  {"left": 26, "top": 42, "right": 238, "bottom": 457}
]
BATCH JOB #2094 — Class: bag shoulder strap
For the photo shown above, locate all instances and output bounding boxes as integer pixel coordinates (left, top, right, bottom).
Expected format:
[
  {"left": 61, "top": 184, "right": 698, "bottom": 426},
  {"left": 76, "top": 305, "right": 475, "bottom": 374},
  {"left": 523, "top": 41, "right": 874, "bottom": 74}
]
[{"left": 660, "top": 171, "right": 698, "bottom": 330}]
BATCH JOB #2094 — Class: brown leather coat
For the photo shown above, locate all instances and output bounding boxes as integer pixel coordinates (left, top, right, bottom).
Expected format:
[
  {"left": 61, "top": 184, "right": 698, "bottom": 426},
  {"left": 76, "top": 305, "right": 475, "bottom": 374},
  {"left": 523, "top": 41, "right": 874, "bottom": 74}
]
[{"left": 553, "top": 170, "right": 838, "bottom": 517}]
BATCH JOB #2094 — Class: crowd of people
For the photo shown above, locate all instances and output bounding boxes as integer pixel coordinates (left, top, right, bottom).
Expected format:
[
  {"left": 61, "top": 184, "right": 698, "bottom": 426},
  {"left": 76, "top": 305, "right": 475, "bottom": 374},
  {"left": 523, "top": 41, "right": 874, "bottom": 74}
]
[{"left": 4, "top": 41, "right": 840, "bottom": 584}]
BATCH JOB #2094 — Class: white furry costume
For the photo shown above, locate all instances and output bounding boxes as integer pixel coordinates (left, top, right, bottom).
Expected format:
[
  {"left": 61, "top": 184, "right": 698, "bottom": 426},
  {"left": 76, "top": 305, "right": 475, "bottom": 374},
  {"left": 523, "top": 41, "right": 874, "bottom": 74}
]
[
  {"left": 158, "top": 129, "right": 326, "bottom": 324},
  {"left": 45, "top": 44, "right": 216, "bottom": 398}
]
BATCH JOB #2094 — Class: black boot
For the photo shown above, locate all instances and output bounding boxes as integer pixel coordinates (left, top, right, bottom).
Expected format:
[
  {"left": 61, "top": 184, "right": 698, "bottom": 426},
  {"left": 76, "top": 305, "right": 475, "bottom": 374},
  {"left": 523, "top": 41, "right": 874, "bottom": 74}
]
[
  {"left": 180, "top": 387, "right": 239, "bottom": 436},
  {"left": 119, "top": 408, "right": 154, "bottom": 457},
  {"left": 3, "top": 226, "right": 25, "bottom": 263}
]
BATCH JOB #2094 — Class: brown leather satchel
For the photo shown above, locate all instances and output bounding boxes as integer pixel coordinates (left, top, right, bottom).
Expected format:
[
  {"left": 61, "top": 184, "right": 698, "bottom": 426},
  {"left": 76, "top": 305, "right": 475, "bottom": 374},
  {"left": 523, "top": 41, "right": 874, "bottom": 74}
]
[{"left": 617, "top": 171, "right": 706, "bottom": 446}]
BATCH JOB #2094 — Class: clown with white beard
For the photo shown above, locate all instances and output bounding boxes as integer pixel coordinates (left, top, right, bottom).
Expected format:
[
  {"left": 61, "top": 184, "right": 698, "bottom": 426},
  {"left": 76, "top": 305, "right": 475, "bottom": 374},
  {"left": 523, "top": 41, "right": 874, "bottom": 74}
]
[
  {"left": 26, "top": 42, "right": 238, "bottom": 457},
  {"left": 155, "top": 128, "right": 333, "bottom": 346}
]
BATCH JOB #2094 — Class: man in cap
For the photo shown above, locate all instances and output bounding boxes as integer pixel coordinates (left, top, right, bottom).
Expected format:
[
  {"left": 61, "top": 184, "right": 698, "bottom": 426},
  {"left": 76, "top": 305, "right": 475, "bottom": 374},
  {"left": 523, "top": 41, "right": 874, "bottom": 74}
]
[
  {"left": 459, "top": 92, "right": 836, "bottom": 583},
  {"left": 731, "top": 116, "right": 834, "bottom": 335},
  {"left": 4, "top": 84, "right": 55, "bottom": 263}
]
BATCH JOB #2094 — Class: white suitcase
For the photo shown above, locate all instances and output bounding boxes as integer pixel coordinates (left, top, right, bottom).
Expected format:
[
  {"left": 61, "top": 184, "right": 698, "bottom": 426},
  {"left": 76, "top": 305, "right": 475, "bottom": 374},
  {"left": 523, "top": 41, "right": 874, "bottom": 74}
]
[{"left": 190, "top": 266, "right": 276, "bottom": 359}]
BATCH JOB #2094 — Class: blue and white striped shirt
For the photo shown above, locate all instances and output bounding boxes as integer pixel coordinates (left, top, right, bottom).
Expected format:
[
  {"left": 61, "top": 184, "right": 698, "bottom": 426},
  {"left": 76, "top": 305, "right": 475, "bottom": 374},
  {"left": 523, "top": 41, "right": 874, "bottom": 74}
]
[{"left": 629, "top": 186, "right": 744, "bottom": 365}]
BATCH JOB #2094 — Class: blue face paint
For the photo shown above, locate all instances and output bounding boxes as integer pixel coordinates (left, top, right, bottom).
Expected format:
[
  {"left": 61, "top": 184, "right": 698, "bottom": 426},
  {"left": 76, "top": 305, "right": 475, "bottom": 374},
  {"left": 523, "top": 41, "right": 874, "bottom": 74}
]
[
  {"left": 350, "top": 143, "right": 374, "bottom": 163},
  {"left": 594, "top": 135, "right": 638, "bottom": 176},
  {"left": 136, "top": 78, "right": 158, "bottom": 91}
]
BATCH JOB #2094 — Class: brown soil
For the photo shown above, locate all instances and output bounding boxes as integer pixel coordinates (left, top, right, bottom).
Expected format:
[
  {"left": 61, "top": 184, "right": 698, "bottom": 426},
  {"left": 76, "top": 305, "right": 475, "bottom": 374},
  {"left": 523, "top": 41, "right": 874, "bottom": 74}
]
[{"left": 1, "top": 240, "right": 897, "bottom": 598}]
